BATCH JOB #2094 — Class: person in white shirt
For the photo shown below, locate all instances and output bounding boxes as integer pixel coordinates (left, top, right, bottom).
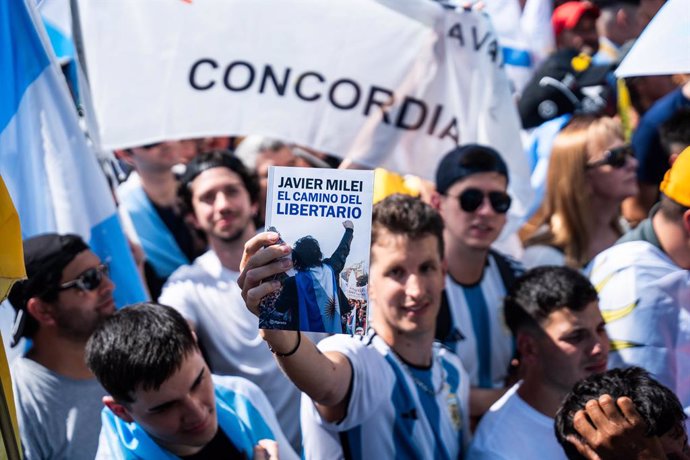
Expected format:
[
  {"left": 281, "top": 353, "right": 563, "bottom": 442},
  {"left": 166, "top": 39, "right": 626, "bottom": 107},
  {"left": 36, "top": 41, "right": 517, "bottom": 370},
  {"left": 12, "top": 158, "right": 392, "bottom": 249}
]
[{"left": 469, "top": 266, "right": 609, "bottom": 460}]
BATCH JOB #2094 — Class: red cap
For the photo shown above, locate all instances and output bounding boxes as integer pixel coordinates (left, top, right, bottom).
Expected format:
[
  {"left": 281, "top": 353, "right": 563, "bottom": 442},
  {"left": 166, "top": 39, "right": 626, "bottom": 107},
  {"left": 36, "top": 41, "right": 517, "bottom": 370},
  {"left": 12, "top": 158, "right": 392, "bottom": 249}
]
[{"left": 552, "top": 1, "right": 601, "bottom": 37}]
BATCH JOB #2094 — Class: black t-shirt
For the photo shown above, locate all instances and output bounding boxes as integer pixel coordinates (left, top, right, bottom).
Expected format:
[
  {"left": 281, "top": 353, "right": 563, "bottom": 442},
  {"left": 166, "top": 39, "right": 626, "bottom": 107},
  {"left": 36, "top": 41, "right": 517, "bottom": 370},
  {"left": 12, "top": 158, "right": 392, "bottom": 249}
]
[{"left": 180, "top": 428, "right": 246, "bottom": 460}]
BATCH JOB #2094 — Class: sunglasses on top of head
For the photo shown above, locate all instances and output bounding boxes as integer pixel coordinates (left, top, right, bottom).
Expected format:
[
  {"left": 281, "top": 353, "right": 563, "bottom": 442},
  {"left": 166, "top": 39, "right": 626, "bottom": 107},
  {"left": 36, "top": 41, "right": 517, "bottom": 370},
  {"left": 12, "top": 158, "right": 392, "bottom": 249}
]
[
  {"left": 447, "top": 188, "right": 512, "bottom": 214},
  {"left": 586, "top": 144, "right": 634, "bottom": 170},
  {"left": 58, "top": 264, "right": 109, "bottom": 292}
]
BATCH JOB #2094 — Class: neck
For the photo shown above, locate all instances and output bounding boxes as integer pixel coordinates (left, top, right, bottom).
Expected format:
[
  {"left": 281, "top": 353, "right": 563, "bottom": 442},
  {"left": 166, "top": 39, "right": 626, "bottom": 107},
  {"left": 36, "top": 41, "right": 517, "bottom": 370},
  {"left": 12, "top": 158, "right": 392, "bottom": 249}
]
[
  {"left": 516, "top": 376, "right": 566, "bottom": 419},
  {"left": 586, "top": 197, "right": 622, "bottom": 260},
  {"left": 373, "top": 322, "right": 434, "bottom": 367},
  {"left": 138, "top": 169, "right": 178, "bottom": 208},
  {"left": 445, "top": 241, "right": 488, "bottom": 285},
  {"left": 653, "top": 213, "right": 690, "bottom": 269},
  {"left": 27, "top": 333, "right": 93, "bottom": 380},
  {"left": 209, "top": 227, "right": 255, "bottom": 272}
]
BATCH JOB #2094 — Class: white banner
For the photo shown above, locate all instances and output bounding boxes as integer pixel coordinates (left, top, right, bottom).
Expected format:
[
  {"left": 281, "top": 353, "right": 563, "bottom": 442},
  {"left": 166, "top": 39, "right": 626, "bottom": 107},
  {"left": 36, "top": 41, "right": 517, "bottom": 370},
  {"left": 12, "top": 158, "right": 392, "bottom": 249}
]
[{"left": 76, "top": 0, "right": 532, "bottom": 220}]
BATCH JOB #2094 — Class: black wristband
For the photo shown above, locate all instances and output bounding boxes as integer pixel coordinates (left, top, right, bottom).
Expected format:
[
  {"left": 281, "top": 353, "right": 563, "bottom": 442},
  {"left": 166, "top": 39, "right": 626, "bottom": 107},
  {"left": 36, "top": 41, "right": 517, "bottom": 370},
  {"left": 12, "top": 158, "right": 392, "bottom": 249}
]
[{"left": 268, "top": 331, "right": 301, "bottom": 358}]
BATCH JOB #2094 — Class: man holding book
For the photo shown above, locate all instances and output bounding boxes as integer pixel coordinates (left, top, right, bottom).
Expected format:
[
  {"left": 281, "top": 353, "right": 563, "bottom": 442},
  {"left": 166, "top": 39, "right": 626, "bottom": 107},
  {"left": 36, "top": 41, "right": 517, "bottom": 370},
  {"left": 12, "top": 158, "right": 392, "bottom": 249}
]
[{"left": 239, "top": 194, "right": 470, "bottom": 459}]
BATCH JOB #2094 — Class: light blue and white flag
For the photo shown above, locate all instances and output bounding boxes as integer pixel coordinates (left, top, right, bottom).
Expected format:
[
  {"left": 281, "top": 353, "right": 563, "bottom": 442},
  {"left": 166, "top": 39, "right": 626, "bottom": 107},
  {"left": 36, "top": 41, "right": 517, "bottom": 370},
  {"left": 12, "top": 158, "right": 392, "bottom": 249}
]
[{"left": 0, "top": 0, "right": 147, "bottom": 306}]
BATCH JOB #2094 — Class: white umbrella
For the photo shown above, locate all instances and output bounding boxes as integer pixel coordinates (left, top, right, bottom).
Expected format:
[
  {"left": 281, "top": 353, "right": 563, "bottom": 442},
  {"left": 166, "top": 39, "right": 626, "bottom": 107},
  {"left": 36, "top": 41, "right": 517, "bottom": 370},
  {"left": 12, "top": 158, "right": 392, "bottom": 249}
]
[{"left": 615, "top": 0, "right": 690, "bottom": 78}]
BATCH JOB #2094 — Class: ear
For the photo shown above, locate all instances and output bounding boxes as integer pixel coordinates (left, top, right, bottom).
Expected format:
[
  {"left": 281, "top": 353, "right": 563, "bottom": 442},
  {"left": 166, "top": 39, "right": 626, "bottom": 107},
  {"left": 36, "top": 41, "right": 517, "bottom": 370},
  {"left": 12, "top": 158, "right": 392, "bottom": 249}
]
[
  {"left": 429, "top": 191, "right": 443, "bottom": 211},
  {"left": 103, "top": 396, "right": 134, "bottom": 423},
  {"left": 516, "top": 332, "right": 540, "bottom": 366},
  {"left": 115, "top": 149, "right": 136, "bottom": 167},
  {"left": 25, "top": 297, "right": 57, "bottom": 327}
]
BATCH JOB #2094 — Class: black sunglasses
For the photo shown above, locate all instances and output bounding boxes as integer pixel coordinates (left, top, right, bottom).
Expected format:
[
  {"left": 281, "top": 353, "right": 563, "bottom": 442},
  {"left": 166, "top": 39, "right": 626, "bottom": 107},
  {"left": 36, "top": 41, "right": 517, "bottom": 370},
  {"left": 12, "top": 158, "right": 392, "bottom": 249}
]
[
  {"left": 586, "top": 145, "right": 634, "bottom": 170},
  {"left": 58, "top": 264, "right": 109, "bottom": 292},
  {"left": 449, "top": 188, "right": 512, "bottom": 214}
]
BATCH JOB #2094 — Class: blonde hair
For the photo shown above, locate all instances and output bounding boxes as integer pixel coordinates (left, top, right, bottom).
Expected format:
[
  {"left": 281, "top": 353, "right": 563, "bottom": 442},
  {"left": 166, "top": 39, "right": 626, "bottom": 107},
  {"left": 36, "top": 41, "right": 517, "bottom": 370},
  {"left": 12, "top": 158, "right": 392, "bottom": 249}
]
[{"left": 524, "top": 116, "right": 624, "bottom": 268}]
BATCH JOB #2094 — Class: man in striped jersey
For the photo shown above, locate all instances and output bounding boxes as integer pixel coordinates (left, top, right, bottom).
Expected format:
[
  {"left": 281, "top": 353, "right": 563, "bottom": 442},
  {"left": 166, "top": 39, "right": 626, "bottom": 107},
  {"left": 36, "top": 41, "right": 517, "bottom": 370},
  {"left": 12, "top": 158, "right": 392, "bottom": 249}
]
[
  {"left": 239, "top": 194, "right": 470, "bottom": 459},
  {"left": 432, "top": 144, "right": 524, "bottom": 422}
]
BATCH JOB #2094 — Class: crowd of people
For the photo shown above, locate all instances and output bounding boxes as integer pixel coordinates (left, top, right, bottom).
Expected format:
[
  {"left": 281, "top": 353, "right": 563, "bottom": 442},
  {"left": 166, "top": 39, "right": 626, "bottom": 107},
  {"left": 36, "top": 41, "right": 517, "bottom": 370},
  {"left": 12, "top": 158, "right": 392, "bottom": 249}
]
[{"left": 4, "top": 0, "right": 690, "bottom": 458}]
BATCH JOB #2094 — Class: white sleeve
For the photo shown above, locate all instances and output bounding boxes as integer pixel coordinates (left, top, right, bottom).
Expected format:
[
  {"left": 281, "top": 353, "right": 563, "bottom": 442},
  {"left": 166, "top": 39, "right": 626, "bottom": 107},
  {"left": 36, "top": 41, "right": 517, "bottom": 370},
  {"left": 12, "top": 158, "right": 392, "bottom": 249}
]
[{"left": 316, "top": 336, "right": 393, "bottom": 431}]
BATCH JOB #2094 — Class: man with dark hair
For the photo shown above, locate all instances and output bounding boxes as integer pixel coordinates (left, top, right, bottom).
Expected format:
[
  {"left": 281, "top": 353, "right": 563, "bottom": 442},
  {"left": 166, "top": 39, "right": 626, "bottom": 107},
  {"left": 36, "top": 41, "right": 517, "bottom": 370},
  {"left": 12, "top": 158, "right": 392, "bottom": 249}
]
[
  {"left": 468, "top": 266, "right": 609, "bottom": 459},
  {"left": 86, "top": 302, "right": 296, "bottom": 459},
  {"left": 432, "top": 144, "right": 524, "bottom": 421},
  {"left": 590, "top": 146, "right": 690, "bottom": 423},
  {"left": 239, "top": 194, "right": 470, "bottom": 459},
  {"left": 8, "top": 233, "right": 115, "bottom": 459},
  {"left": 270, "top": 221, "right": 354, "bottom": 333},
  {"left": 555, "top": 367, "right": 688, "bottom": 460},
  {"left": 159, "top": 150, "right": 302, "bottom": 449}
]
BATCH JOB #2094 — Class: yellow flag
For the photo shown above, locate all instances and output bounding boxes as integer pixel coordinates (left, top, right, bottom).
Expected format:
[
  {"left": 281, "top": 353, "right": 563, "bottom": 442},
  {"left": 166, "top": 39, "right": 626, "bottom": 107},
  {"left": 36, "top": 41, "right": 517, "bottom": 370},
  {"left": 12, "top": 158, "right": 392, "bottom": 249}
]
[{"left": 0, "top": 175, "right": 25, "bottom": 459}]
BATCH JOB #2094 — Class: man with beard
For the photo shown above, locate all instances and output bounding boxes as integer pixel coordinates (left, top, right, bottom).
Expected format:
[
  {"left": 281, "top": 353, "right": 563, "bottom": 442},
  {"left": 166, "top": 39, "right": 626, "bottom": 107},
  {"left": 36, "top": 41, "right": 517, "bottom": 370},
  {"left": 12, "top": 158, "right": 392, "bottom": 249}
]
[
  {"left": 159, "top": 150, "right": 302, "bottom": 450},
  {"left": 8, "top": 233, "right": 116, "bottom": 460}
]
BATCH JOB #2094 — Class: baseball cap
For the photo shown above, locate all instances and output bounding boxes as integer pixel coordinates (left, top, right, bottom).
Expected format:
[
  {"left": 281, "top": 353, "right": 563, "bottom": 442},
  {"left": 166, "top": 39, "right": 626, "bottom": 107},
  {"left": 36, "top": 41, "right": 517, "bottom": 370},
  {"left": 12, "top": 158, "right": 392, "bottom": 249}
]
[
  {"left": 7, "top": 233, "right": 88, "bottom": 345},
  {"left": 552, "top": 1, "right": 601, "bottom": 37},
  {"left": 435, "top": 144, "right": 509, "bottom": 195},
  {"left": 659, "top": 146, "right": 690, "bottom": 207}
]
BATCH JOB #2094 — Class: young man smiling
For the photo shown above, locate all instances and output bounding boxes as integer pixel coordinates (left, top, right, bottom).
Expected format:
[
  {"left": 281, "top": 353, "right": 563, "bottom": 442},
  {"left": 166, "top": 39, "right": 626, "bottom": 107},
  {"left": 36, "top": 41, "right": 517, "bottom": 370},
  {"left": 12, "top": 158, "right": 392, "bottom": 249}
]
[
  {"left": 239, "top": 194, "right": 470, "bottom": 459},
  {"left": 86, "top": 302, "right": 296, "bottom": 459}
]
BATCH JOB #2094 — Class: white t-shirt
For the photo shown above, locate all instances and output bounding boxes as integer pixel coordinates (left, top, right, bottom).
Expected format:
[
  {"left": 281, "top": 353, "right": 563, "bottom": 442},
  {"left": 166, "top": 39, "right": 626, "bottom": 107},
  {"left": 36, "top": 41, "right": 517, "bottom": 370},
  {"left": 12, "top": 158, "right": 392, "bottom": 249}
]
[
  {"left": 159, "top": 250, "right": 301, "bottom": 448},
  {"left": 468, "top": 383, "right": 567, "bottom": 460},
  {"left": 301, "top": 331, "right": 471, "bottom": 460}
]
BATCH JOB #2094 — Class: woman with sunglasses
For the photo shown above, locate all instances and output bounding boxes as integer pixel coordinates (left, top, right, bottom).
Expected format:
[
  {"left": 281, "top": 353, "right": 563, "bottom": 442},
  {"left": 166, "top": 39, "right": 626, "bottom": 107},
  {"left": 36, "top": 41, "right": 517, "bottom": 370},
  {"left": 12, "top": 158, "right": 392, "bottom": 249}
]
[{"left": 522, "top": 115, "right": 639, "bottom": 269}]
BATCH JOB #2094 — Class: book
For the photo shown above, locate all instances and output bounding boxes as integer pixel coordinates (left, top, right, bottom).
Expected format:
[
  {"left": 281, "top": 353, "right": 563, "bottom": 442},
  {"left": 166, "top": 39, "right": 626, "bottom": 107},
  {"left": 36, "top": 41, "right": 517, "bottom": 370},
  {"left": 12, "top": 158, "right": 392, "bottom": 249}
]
[{"left": 260, "top": 166, "right": 374, "bottom": 335}]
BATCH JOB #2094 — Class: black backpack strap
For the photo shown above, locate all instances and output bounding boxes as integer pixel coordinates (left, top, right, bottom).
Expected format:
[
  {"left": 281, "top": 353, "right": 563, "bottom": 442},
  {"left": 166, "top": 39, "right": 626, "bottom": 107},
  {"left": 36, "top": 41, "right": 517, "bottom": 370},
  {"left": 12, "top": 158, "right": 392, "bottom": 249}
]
[
  {"left": 488, "top": 248, "right": 523, "bottom": 291},
  {"left": 435, "top": 289, "right": 452, "bottom": 342}
]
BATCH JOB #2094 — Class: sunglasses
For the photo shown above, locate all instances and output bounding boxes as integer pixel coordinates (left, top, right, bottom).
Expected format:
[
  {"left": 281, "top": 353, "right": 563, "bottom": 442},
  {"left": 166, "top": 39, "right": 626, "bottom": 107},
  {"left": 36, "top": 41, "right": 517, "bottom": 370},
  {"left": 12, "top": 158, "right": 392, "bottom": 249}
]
[
  {"left": 586, "top": 145, "right": 634, "bottom": 170},
  {"left": 449, "top": 188, "right": 512, "bottom": 214},
  {"left": 58, "top": 264, "right": 109, "bottom": 292}
]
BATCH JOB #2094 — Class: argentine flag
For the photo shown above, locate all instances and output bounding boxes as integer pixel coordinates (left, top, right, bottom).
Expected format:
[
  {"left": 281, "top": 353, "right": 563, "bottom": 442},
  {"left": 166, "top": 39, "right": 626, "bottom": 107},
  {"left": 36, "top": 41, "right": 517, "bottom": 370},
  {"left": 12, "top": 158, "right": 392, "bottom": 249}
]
[{"left": 0, "top": 0, "right": 147, "bottom": 306}]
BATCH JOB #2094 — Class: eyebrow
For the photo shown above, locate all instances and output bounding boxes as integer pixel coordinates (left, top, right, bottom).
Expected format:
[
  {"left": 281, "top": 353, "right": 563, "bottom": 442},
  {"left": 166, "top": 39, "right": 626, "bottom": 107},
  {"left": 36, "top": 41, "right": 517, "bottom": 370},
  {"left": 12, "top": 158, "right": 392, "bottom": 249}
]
[{"left": 147, "top": 367, "right": 205, "bottom": 413}]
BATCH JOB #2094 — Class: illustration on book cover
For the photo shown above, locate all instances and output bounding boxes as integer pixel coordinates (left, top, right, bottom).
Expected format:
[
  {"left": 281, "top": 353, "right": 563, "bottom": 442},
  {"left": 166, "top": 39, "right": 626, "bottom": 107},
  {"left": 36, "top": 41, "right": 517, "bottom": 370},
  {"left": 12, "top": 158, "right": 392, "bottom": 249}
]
[{"left": 260, "top": 166, "right": 374, "bottom": 335}]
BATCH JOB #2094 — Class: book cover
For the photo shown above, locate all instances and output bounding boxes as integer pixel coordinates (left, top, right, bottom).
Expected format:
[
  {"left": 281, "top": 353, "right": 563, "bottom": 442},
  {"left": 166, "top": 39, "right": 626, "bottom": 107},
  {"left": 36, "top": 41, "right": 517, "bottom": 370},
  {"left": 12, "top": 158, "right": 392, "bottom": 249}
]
[{"left": 260, "top": 166, "right": 374, "bottom": 335}]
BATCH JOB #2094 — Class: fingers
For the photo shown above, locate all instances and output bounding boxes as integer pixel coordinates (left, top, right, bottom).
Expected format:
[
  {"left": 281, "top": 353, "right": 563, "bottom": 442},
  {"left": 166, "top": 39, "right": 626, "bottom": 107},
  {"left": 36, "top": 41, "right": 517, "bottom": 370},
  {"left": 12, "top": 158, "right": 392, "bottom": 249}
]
[
  {"left": 573, "top": 408, "right": 597, "bottom": 441},
  {"left": 597, "top": 394, "right": 625, "bottom": 424},
  {"left": 616, "top": 397, "right": 644, "bottom": 427},
  {"left": 239, "top": 232, "right": 282, "bottom": 274},
  {"left": 583, "top": 398, "right": 610, "bottom": 431}
]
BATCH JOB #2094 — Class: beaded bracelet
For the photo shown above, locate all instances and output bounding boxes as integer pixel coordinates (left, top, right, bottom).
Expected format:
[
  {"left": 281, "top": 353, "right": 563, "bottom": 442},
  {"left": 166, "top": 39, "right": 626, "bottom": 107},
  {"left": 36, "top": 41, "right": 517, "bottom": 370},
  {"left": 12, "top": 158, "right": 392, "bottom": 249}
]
[{"left": 268, "top": 331, "right": 301, "bottom": 358}]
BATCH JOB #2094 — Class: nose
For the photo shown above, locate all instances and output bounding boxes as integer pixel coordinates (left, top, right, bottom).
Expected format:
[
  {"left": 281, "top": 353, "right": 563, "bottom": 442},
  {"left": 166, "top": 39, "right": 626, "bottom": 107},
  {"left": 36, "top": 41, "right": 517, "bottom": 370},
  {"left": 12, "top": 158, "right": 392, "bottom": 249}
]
[
  {"left": 475, "top": 196, "right": 495, "bottom": 216},
  {"left": 405, "top": 274, "right": 423, "bottom": 299},
  {"left": 214, "top": 191, "right": 230, "bottom": 211},
  {"left": 590, "top": 333, "right": 609, "bottom": 358},
  {"left": 99, "top": 273, "right": 115, "bottom": 294},
  {"left": 182, "top": 395, "right": 207, "bottom": 424}
]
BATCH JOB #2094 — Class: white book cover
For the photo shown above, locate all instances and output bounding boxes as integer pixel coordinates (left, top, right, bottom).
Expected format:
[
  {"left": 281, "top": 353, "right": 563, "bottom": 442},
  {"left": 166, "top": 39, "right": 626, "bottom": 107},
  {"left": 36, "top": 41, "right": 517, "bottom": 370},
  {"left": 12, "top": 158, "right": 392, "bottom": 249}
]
[{"left": 260, "top": 166, "right": 374, "bottom": 335}]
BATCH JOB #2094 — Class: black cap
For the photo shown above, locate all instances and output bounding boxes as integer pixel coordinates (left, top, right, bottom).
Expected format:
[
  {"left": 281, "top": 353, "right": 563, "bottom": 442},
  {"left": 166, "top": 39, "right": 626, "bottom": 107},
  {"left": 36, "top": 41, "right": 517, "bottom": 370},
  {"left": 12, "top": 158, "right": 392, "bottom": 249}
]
[
  {"left": 179, "top": 149, "right": 244, "bottom": 190},
  {"left": 518, "top": 49, "right": 615, "bottom": 129},
  {"left": 7, "top": 233, "right": 88, "bottom": 345},
  {"left": 435, "top": 144, "right": 509, "bottom": 194}
]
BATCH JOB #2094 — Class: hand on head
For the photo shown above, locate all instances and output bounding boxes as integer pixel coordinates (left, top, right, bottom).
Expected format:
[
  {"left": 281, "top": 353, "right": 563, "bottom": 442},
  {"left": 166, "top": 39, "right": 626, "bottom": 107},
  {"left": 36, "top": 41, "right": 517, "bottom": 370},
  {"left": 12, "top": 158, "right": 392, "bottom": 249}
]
[{"left": 566, "top": 395, "right": 667, "bottom": 460}]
